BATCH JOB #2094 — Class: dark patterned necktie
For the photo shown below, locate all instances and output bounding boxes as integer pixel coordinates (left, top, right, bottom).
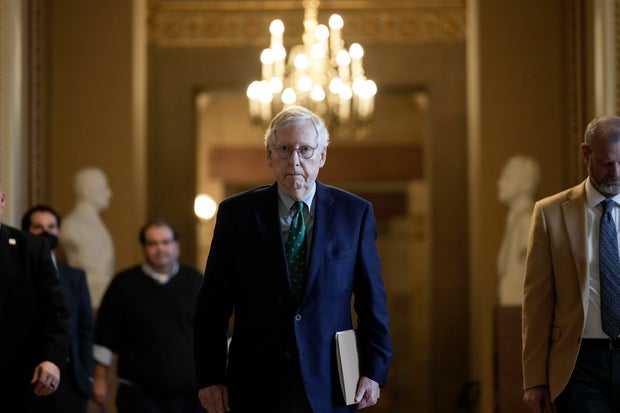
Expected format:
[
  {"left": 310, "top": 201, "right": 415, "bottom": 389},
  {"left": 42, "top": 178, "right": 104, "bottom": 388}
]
[
  {"left": 600, "top": 199, "right": 620, "bottom": 338},
  {"left": 286, "top": 201, "right": 307, "bottom": 302}
]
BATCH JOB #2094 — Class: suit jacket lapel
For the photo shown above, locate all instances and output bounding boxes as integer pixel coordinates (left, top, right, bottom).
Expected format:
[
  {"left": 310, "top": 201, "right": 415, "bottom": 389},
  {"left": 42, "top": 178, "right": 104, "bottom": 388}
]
[
  {"left": 254, "top": 184, "right": 292, "bottom": 298},
  {"left": 305, "top": 182, "right": 335, "bottom": 297},
  {"left": 561, "top": 181, "right": 589, "bottom": 304},
  {"left": 0, "top": 226, "right": 17, "bottom": 304},
  {"left": 0, "top": 226, "right": 17, "bottom": 277},
  {"left": 254, "top": 184, "right": 281, "bottom": 244}
]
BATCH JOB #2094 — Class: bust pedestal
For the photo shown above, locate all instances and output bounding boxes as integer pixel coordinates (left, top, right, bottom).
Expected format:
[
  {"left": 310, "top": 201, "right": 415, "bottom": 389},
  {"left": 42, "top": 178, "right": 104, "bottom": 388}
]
[{"left": 495, "top": 305, "right": 529, "bottom": 413}]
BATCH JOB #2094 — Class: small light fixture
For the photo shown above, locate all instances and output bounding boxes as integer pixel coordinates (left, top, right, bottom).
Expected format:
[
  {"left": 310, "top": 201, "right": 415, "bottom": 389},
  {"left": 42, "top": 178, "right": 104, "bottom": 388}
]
[{"left": 194, "top": 194, "right": 217, "bottom": 220}]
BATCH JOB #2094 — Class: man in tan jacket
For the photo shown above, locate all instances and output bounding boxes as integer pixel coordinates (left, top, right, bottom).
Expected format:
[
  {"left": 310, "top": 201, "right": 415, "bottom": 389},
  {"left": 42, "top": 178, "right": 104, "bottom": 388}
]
[{"left": 523, "top": 115, "right": 620, "bottom": 413}]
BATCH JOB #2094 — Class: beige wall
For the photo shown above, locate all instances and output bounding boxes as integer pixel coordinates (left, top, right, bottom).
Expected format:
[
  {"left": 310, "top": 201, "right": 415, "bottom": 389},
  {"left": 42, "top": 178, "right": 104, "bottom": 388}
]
[{"left": 48, "top": 0, "right": 145, "bottom": 273}]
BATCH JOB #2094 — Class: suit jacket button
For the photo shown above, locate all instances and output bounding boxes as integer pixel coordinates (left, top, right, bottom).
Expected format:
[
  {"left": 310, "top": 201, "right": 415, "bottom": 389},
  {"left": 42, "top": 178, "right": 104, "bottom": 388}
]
[{"left": 294, "top": 314, "right": 302, "bottom": 321}]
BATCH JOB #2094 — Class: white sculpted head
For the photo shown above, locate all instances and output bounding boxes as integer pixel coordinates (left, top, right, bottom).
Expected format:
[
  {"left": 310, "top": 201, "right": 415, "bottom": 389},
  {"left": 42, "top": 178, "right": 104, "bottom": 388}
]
[
  {"left": 74, "top": 167, "right": 112, "bottom": 212},
  {"left": 497, "top": 155, "right": 541, "bottom": 207}
]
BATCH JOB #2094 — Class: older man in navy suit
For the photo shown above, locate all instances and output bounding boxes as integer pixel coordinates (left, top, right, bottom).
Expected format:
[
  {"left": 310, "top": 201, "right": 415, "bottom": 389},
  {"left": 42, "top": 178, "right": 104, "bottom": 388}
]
[
  {"left": 194, "top": 106, "right": 392, "bottom": 413},
  {"left": 0, "top": 191, "right": 70, "bottom": 412},
  {"left": 22, "top": 204, "right": 94, "bottom": 413}
]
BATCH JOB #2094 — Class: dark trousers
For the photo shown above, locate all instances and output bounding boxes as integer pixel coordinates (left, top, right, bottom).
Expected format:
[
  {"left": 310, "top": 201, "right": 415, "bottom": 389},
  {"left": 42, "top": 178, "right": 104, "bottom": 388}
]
[
  {"left": 0, "top": 366, "right": 54, "bottom": 413},
  {"left": 45, "top": 368, "right": 89, "bottom": 413},
  {"left": 277, "top": 352, "right": 314, "bottom": 413},
  {"left": 228, "top": 351, "right": 314, "bottom": 413},
  {"left": 116, "top": 383, "right": 204, "bottom": 413},
  {"left": 555, "top": 339, "right": 620, "bottom": 413}
]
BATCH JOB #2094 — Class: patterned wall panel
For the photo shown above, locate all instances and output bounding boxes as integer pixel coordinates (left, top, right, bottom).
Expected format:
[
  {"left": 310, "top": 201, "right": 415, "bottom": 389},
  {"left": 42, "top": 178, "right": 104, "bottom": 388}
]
[{"left": 147, "top": 0, "right": 465, "bottom": 47}]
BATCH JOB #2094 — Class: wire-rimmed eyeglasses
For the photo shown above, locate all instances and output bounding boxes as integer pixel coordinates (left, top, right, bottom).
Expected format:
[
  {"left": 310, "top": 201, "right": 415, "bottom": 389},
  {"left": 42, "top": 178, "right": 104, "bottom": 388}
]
[{"left": 270, "top": 145, "right": 318, "bottom": 160}]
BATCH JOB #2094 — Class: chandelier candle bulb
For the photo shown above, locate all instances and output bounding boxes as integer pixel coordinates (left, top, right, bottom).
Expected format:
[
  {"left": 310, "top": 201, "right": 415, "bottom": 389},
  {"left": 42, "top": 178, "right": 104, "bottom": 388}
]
[
  {"left": 339, "top": 89, "right": 351, "bottom": 121},
  {"left": 258, "top": 83, "right": 273, "bottom": 121},
  {"left": 349, "top": 43, "right": 364, "bottom": 80},
  {"left": 315, "top": 24, "right": 329, "bottom": 48},
  {"left": 336, "top": 50, "right": 351, "bottom": 82},
  {"left": 282, "top": 88, "right": 296, "bottom": 105},
  {"left": 246, "top": 81, "right": 261, "bottom": 118},
  {"left": 310, "top": 85, "right": 326, "bottom": 102},
  {"left": 273, "top": 46, "right": 287, "bottom": 78},
  {"left": 270, "top": 20, "right": 286, "bottom": 78},
  {"left": 328, "top": 14, "right": 344, "bottom": 63},
  {"left": 260, "top": 48, "right": 274, "bottom": 80},
  {"left": 270, "top": 19, "right": 284, "bottom": 49},
  {"left": 315, "top": 24, "right": 329, "bottom": 74},
  {"left": 260, "top": 100, "right": 272, "bottom": 122},
  {"left": 358, "top": 80, "right": 377, "bottom": 120}
]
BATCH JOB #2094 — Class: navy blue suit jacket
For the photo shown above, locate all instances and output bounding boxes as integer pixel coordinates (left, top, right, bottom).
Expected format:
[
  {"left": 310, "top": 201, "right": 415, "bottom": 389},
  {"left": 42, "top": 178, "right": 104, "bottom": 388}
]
[
  {"left": 0, "top": 224, "right": 70, "bottom": 406},
  {"left": 194, "top": 182, "right": 392, "bottom": 413},
  {"left": 56, "top": 261, "right": 94, "bottom": 396}
]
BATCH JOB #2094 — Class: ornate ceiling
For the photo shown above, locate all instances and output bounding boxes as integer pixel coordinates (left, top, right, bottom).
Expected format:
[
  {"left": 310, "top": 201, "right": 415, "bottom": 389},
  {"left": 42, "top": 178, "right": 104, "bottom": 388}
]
[{"left": 148, "top": 0, "right": 465, "bottom": 47}]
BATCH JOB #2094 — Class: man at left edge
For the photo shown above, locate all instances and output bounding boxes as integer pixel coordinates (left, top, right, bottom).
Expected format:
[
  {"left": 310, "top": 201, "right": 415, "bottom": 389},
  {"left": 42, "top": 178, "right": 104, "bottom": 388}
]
[{"left": 0, "top": 190, "right": 70, "bottom": 412}]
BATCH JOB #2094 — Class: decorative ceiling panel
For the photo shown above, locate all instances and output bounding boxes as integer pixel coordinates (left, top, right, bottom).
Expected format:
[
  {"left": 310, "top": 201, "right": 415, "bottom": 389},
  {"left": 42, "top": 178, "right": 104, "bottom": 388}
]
[{"left": 148, "top": 0, "right": 465, "bottom": 47}]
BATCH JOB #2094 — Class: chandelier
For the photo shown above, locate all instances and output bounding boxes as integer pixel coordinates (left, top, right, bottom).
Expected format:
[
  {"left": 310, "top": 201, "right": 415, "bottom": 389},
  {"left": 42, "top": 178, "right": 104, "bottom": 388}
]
[{"left": 246, "top": 0, "right": 377, "bottom": 126}]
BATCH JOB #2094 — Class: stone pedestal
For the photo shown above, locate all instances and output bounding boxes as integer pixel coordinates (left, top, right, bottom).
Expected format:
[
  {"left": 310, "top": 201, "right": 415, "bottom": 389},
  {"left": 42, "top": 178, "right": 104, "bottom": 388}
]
[{"left": 495, "top": 306, "right": 529, "bottom": 413}]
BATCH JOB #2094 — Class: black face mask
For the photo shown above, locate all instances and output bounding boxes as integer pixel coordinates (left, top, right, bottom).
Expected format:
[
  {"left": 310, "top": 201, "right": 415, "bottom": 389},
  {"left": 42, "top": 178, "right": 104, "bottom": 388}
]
[{"left": 40, "top": 232, "right": 59, "bottom": 250}]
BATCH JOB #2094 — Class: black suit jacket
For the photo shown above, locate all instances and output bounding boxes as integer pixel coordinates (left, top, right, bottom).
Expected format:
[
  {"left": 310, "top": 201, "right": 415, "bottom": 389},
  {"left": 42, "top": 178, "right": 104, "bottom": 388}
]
[
  {"left": 57, "top": 261, "right": 94, "bottom": 396},
  {"left": 0, "top": 224, "right": 70, "bottom": 406}
]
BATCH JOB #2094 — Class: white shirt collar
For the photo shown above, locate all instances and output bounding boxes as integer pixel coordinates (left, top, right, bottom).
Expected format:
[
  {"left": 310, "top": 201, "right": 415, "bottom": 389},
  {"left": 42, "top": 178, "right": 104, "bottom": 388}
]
[
  {"left": 277, "top": 183, "right": 316, "bottom": 213},
  {"left": 141, "top": 261, "right": 179, "bottom": 285}
]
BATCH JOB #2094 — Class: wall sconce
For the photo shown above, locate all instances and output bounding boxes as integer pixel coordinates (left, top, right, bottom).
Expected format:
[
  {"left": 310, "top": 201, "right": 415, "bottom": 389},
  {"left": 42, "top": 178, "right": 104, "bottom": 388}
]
[{"left": 194, "top": 193, "right": 217, "bottom": 220}]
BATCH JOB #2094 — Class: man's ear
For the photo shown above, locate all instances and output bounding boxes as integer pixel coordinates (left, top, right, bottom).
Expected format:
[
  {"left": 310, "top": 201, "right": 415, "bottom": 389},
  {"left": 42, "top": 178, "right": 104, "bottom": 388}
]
[{"left": 319, "top": 147, "right": 327, "bottom": 168}]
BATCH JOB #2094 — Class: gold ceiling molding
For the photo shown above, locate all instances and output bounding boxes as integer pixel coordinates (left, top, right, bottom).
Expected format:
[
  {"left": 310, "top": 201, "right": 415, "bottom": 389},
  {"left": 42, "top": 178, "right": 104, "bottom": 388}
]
[{"left": 147, "top": 0, "right": 465, "bottom": 47}]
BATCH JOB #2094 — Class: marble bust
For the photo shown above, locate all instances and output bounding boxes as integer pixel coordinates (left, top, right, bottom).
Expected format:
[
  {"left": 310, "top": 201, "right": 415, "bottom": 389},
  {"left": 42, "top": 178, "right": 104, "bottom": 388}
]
[
  {"left": 496, "top": 155, "right": 541, "bottom": 306},
  {"left": 59, "top": 167, "right": 114, "bottom": 307}
]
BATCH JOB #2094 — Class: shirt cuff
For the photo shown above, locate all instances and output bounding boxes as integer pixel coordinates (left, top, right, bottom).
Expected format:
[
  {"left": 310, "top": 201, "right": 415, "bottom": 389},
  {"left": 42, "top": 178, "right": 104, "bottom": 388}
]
[{"left": 93, "top": 344, "right": 113, "bottom": 366}]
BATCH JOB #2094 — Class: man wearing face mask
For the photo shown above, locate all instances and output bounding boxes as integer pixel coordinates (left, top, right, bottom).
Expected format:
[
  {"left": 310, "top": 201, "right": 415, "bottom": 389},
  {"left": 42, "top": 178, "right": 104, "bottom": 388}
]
[{"left": 21, "top": 204, "right": 94, "bottom": 413}]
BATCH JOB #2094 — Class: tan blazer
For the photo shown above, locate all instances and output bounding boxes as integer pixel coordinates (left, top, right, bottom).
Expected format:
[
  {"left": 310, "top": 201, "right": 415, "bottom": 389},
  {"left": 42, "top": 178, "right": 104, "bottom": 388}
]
[{"left": 522, "top": 179, "right": 590, "bottom": 401}]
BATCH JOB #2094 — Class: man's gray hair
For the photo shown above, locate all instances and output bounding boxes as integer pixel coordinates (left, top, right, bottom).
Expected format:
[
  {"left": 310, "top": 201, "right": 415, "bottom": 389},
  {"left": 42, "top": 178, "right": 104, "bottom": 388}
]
[
  {"left": 584, "top": 116, "right": 620, "bottom": 145},
  {"left": 264, "top": 105, "right": 330, "bottom": 148}
]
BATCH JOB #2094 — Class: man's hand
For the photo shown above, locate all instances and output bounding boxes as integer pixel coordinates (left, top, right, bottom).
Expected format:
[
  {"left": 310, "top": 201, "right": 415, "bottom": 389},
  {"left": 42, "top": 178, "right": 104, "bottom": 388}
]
[
  {"left": 91, "top": 363, "right": 109, "bottom": 405},
  {"left": 355, "top": 376, "right": 380, "bottom": 409},
  {"left": 523, "top": 385, "right": 552, "bottom": 413},
  {"left": 91, "top": 376, "right": 107, "bottom": 405},
  {"left": 198, "top": 384, "right": 230, "bottom": 413},
  {"left": 31, "top": 361, "right": 60, "bottom": 396}
]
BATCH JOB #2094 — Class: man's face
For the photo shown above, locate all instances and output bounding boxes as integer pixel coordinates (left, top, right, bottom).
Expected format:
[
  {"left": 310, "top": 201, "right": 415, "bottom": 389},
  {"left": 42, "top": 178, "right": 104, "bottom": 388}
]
[
  {"left": 28, "top": 211, "right": 59, "bottom": 236},
  {"left": 142, "top": 225, "right": 179, "bottom": 273},
  {"left": 0, "top": 192, "right": 5, "bottom": 217},
  {"left": 582, "top": 137, "right": 620, "bottom": 197},
  {"left": 266, "top": 120, "right": 326, "bottom": 200}
]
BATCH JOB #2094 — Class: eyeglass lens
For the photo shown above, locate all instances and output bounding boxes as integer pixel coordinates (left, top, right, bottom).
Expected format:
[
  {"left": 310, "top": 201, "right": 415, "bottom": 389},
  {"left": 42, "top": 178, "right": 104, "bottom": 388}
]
[{"left": 274, "top": 146, "right": 316, "bottom": 159}]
